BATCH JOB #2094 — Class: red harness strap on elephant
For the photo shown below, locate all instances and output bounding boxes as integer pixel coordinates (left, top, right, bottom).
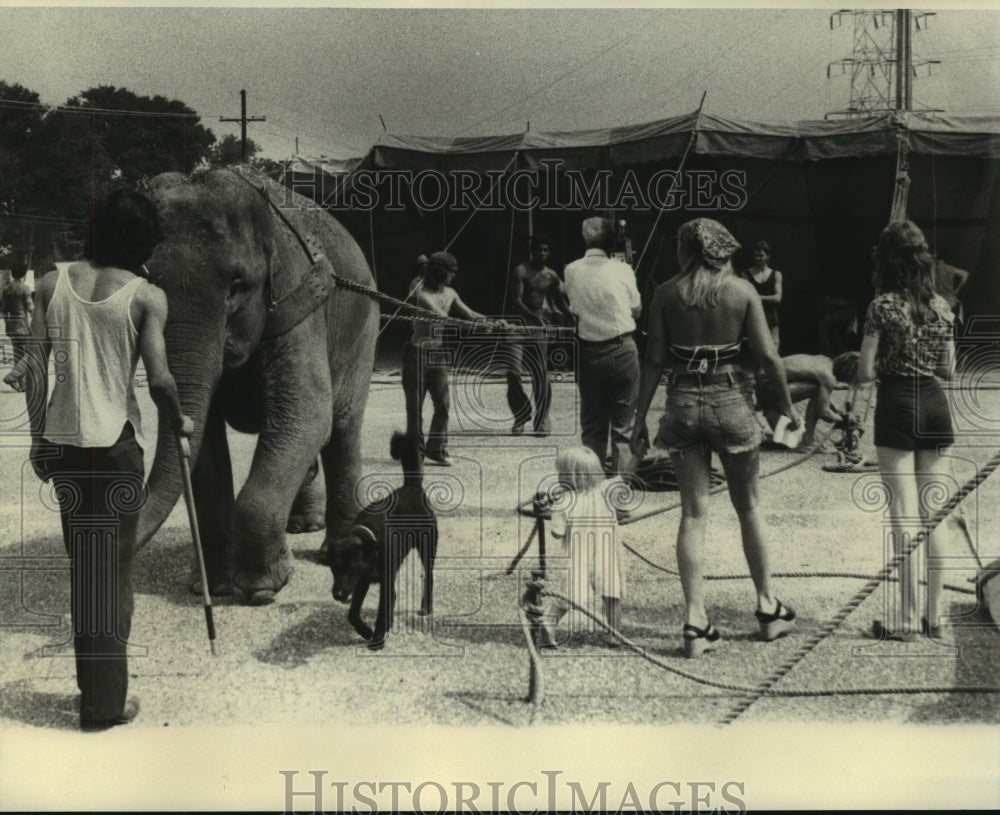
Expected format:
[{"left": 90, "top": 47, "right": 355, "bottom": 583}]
[{"left": 261, "top": 256, "right": 335, "bottom": 340}]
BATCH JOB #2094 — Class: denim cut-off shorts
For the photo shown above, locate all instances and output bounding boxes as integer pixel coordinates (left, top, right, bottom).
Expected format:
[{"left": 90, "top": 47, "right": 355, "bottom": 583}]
[{"left": 654, "top": 375, "right": 762, "bottom": 456}]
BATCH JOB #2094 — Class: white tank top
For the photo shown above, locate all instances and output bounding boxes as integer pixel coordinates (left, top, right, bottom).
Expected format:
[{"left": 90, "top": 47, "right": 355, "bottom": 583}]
[{"left": 43, "top": 267, "right": 145, "bottom": 450}]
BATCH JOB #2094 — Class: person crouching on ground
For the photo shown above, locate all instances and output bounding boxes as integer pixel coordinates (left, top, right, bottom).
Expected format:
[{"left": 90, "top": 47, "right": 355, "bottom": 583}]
[
  {"left": 539, "top": 445, "right": 625, "bottom": 648},
  {"left": 755, "top": 351, "right": 861, "bottom": 451},
  {"left": 632, "top": 218, "right": 798, "bottom": 658},
  {"left": 24, "top": 189, "right": 193, "bottom": 731}
]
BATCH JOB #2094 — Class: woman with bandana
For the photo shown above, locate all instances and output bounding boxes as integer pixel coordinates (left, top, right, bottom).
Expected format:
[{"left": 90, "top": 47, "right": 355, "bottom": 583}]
[{"left": 632, "top": 218, "right": 798, "bottom": 658}]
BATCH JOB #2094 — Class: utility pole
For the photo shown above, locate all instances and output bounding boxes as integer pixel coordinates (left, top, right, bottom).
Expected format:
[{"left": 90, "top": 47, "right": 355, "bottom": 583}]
[
  {"left": 826, "top": 9, "right": 939, "bottom": 118},
  {"left": 220, "top": 90, "right": 266, "bottom": 161}
]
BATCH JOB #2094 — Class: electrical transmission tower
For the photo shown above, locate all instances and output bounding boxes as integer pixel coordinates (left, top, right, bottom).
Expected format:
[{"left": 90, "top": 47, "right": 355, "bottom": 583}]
[{"left": 826, "top": 9, "right": 940, "bottom": 118}]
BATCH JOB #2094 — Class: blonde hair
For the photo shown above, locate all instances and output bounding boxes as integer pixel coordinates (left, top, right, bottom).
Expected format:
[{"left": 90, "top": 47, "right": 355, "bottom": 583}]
[
  {"left": 556, "top": 446, "right": 605, "bottom": 492},
  {"left": 675, "top": 218, "right": 738, "bottom": 309},
  {"left": 675, "top": 255, "right": 734, "bottom": 310}
]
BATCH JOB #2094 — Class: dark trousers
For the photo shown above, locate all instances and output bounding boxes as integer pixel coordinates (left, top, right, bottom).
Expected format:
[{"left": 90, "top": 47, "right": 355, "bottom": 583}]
[
  {"left": 505, "top": 333, "right": 551, "bottom": 432},
  {"left": 401, "top": 342, "right": 450, "bottom": 460},
  {"left": 47, "top": 426, "right": 145, "bottom": 726},
  {"left": 9, "top": 330, "right": 28, "bottom": 366},
  {"left": 577, "top": 335, "right": 639, "bottom": 476}
]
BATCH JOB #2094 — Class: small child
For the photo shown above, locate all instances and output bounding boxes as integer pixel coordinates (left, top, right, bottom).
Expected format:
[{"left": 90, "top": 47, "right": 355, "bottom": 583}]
[{"left": 540, "top": 446, "right": 625, "bottom": 646}]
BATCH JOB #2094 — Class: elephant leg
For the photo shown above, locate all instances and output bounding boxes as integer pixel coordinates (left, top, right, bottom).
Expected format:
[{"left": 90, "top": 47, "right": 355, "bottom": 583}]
[
  {"left": 319, "top": 413, "right": 366, "bottom": 563},
  {"left": 287, "top": 457, "right": 326, "bottom": 534},
  {"left": 230, "top": 446, "right": 319, "bottom": 605},
  {"left": 189, "top": 396, "right": 235, "bottom": 596}
]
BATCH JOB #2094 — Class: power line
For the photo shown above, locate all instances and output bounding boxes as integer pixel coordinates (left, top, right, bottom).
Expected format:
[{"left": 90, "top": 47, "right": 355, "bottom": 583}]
[
  {"left": 0, "top": 96, "right": 201, "bottom": 119},
  {"left": 219, "top": 90, "right": 266, "bottom": 163},
  {"left": 452, "top": 17, "right": 651, "bottom": 136}
]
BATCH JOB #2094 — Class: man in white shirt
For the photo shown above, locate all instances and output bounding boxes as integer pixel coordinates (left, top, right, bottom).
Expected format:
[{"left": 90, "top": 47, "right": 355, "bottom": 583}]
[{"left": 563, "top": 217, "right": 642, "bottom": 480}]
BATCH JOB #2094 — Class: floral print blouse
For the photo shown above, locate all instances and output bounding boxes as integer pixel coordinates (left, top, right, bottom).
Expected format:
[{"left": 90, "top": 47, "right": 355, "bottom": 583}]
[{"left": 863, "top": 291, "right": 953, "bottom": 377}]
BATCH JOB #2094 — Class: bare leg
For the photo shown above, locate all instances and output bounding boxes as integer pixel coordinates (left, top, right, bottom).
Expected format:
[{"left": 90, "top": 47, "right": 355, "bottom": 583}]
[
  {"left": 602, "top": 596, "right": 621, "bottom": 631},
  {"left": 671, "top": 448, "right": 713, "bottom": 629},
  {"left": 915, "top": 446, "right": 955, "bottom": 632},
  {"left": 718, "top": 447, "right": 778, "bottom": 614},
  {"left": 801, "top": 396, "right": 819, "bottom": 448},
  {"left": 875, "top": 446, "right": 922, "bottom": 633}
]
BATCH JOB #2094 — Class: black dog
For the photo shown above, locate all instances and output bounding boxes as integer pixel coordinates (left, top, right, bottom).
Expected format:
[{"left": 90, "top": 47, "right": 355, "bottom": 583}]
[{"left": 329, "top": 432, "right": 437, "bottom": 650}]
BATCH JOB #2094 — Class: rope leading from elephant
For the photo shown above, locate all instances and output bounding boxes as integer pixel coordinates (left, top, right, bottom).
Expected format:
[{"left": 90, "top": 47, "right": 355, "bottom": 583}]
[
  {"left": 332, "top": 273, "right": 575, "bottom": 337},
  {"left": 230, "top": 165, "right": 569, "bottom": 340}
]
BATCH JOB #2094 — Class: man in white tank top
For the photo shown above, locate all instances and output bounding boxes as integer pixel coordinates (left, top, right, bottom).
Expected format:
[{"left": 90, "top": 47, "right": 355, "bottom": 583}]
[{"left": 24, "top": 189, "right": 192, "bottom": 732}]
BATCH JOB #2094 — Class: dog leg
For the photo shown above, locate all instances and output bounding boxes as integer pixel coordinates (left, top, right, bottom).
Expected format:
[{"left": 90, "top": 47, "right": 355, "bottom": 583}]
[
  {"left": 418, "top": 530, "right": 437, "bottom": 616},
  {"left": 347, "top": 580, "right": 374, "bottom": 641},
  {"left": 370, "top": 575, "right": 396, "bottom": 651}
]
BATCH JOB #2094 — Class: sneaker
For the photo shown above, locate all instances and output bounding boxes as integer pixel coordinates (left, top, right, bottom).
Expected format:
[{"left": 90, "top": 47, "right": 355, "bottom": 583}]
[
  {"left": 512, "top": 422, "right": 526, "bottom": 436},
  {"left": 81, "top": 696, "right": 140, "bottom": 732},
  {"left": 425, "top": 453, "right": 452, "bottom": 467}
]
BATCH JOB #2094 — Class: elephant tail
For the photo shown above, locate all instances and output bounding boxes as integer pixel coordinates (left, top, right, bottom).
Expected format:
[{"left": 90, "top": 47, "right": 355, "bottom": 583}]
[{"left": 391, "top": 430, "right": 423, "bottom": 489}]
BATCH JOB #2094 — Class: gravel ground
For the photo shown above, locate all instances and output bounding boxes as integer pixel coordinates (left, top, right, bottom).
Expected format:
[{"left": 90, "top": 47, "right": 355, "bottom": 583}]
[{"left": 2, "top": 370, "right": 999, "bottom": 810}]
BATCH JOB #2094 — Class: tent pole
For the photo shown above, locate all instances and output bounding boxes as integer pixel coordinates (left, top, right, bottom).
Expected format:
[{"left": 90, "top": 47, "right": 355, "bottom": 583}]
[
  {"left": 890, "top": 128, "right": 911, "bottom": 222},
  {"left": 633, "top": 92, "right": 707, "bottom": 275}
]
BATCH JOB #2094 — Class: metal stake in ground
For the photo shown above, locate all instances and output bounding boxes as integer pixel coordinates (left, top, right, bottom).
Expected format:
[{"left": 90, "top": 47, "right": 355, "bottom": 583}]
[{"left": 176, "top": 434, "right": 219, "bottom": 656}]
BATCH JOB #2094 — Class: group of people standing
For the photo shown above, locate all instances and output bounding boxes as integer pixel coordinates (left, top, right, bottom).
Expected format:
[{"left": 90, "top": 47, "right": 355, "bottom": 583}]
[{"left": 404, "top": 214, "right": 960, "bottom": 656}]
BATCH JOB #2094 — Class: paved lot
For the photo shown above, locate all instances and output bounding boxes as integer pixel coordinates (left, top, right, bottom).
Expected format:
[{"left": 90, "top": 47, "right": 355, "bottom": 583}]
[{"left": 1, "top": 369, "right": 998, "bottom": 809}]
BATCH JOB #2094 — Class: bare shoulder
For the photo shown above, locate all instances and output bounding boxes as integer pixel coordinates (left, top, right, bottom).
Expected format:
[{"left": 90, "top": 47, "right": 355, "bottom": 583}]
[
  {"left": 34, "top": 269, "right": 60, "bottom": 307},
  {"left": 135, "top": 280, "right": 168, "bottom": 313},
  {"left": 651, "top": 279, "right": 674, "bottom": 304},
  {"left": 728, "top": 276, "right": 756, "bottom": 297}
]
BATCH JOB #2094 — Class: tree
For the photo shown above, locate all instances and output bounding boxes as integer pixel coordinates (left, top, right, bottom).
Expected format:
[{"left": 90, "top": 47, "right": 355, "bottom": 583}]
[
  {"left": 0, "top": 82, "right": 49, "bottom": 270},
  {"left": 0, "top": 82, "right": 218, "bottom": 269},
  {"left": 64, "top": 85, "right": 215, "bottom": 183},
  {"left": 208, "top": 133, "right": 261, "bottom": 166}
]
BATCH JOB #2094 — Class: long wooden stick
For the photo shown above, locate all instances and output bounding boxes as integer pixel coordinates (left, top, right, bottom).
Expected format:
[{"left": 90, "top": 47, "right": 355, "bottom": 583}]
[{"left": 175, "top": 435, "right": 218, "bottom": 656}]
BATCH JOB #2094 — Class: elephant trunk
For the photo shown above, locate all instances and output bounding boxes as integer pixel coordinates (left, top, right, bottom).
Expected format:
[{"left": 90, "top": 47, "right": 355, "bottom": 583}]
[{"left": 137, "top": 337, "right": 224, "bottom": 550}]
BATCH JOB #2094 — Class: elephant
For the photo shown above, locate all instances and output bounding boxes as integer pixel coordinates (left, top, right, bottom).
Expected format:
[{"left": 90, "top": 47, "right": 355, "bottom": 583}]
[{"left": 136, "top": 166, "right": 379, "bottom": 605}]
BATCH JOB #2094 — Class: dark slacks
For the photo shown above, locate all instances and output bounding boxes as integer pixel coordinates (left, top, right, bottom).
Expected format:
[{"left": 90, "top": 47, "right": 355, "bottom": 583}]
[
  {"left": 401, "top": 341, "right": 451, "bottom": 460},
  {"left": 505, "top": 331, "right": 551, "bottom": 433},
  {"left": 47, "top": 426, "right": 145, "bottom": 727},
  {"left": 577, "top": 335, "right": 639, "bottom": 476}
]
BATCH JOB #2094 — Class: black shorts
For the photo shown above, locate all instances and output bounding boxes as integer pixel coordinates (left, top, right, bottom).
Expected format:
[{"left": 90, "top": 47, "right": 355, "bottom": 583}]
[{"left": 874, "top": 375, "right": 954, "bottom": 450}]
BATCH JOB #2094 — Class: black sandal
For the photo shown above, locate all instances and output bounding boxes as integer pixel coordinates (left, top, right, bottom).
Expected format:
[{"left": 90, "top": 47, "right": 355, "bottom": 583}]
[
  {"left": 755, "top": 599, "right": 797, "bottom": 641},
  {"left": 683, "top": 622, "right": 721, "bottom": 658}
]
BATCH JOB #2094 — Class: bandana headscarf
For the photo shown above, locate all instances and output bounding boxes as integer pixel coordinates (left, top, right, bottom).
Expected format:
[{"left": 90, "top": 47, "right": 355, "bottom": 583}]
[{"left": 678, "top": 218, "right": 741, "bottom": 269}]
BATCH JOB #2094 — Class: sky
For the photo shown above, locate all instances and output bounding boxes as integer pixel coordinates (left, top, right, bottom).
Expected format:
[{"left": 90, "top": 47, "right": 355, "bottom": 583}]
[{"left": 2, "top": 3, "right": 999, "bottom": 160}]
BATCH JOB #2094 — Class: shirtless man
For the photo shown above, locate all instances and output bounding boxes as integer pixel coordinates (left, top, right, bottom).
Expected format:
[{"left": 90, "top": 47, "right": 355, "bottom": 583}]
[
  {"left": 402, "top": 251, "right": 493, "bottom": 466},
  {"left": 506, "top": 234, "right": 572, "bottom": 436},
  {"left": 2, "top": 265, "right": 34, "bottom": 389},
  {"left": 755, "top": 352, "right": 859, "bottom": 449}
]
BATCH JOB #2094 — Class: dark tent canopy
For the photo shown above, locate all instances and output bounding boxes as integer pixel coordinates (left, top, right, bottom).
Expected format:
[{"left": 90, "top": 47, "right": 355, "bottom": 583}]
[{"left": 284, "top": 110, "right": 1000, "bottom": 358}]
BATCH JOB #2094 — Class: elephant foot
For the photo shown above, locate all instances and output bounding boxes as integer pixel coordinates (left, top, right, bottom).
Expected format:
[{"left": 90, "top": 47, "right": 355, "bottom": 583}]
[
  {"left": 232, "top": 550, "right": 294, "bottom": 606},
  {"left": 189, "top": 575, "right": 234, "bottom": 597},
  {"left": 286, "top": 512, "right": 326, "bottom": 534}
]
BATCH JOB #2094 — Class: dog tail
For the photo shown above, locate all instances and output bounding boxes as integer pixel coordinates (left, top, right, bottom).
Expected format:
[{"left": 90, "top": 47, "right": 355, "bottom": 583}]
[{"left": 391, "top": 430, "right": 423, "bottom": 488}]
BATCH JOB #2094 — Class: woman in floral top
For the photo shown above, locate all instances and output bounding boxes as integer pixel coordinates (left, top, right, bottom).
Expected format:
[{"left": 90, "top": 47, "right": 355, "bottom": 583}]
[{"left": 858, "top": 220, "right": 956, "bottom": 642}]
